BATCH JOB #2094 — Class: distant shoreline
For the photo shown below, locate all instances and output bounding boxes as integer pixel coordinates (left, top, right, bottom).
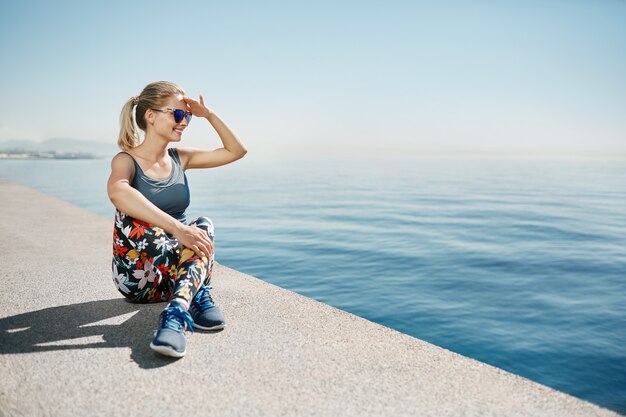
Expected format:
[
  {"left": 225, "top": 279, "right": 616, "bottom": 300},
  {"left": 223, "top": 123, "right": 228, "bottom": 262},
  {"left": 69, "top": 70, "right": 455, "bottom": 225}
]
[{"left": 0, "top": 151, "right": 102, "bottom": 160}]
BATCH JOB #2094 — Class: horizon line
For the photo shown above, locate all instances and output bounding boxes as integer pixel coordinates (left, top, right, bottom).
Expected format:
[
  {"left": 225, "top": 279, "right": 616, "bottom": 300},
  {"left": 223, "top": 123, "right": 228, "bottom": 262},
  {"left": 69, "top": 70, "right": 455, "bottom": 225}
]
[{"left": 1, "top": 137, "right": 625, "bottom": 161}]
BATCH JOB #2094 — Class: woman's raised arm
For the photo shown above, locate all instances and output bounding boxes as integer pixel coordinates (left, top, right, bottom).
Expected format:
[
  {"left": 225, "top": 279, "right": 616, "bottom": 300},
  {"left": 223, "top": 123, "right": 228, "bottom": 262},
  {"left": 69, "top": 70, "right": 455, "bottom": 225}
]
[{"left": 176, "top": 95, "right": 247, "bottom": 169}]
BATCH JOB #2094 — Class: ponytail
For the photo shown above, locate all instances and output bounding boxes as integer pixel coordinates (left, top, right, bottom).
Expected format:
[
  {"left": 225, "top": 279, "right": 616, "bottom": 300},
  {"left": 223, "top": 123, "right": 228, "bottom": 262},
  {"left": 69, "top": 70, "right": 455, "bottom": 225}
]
[{"left": 117, "top": 97, "right": 140, "bottom": 151}]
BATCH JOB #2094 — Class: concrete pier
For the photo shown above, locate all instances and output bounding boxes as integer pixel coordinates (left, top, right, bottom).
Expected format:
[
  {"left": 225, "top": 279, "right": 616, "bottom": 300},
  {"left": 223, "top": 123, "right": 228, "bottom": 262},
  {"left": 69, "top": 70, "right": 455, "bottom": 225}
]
[{"left": 0, "top": 180, "right": 621, "bottom": 417}]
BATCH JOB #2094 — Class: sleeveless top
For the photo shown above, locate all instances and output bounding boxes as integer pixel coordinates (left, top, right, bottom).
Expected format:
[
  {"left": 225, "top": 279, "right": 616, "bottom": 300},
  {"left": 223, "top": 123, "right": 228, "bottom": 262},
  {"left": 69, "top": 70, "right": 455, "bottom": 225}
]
[{"left": 121, "top": 148, "right": 190, "bottom": 223}]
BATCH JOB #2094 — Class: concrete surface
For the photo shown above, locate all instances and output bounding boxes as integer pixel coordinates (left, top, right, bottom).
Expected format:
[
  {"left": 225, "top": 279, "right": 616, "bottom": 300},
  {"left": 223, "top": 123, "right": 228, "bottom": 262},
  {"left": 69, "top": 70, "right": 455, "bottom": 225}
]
[{"left": 0, "top": 180, "right": 621, "bottom": 417}]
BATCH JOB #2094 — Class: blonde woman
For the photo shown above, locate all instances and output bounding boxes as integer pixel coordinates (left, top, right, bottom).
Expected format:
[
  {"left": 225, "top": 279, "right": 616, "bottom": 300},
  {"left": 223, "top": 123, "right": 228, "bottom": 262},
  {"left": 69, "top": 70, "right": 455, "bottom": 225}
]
[{"left": 107, "top": 81, "right": 247, "bottom": 358}]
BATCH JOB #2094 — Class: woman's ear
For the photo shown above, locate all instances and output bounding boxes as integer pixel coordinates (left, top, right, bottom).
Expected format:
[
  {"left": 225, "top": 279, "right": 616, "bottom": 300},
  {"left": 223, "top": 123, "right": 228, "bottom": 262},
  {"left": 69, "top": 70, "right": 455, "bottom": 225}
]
[{"left": 145, "top": 108, "right": 155, "bottom": 126}]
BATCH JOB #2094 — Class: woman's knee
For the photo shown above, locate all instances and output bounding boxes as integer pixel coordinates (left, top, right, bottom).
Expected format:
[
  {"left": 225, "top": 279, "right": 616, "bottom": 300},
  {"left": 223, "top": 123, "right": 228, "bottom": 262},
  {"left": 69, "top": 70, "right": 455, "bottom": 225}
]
[{"left": 190, "top": 216, "right": 215, "bottom": 240}]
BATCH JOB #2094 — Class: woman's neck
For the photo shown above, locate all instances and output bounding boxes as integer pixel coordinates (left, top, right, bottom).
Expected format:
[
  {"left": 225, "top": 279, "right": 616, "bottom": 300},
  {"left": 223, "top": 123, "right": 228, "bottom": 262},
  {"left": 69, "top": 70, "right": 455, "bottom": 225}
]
[{"left": 134, "top": 135, "right": 169, "bottom": 161}]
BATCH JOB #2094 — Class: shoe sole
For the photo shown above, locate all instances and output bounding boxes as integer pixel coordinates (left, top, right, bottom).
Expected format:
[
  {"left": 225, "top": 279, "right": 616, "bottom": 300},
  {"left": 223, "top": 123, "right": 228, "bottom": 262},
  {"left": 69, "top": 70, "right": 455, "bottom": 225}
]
[
  {"left": 150, "top": 342, "right": 186, "bottom": 358},
  {"left": 193, "top": 323, "right": 225, "bottom": 331}
]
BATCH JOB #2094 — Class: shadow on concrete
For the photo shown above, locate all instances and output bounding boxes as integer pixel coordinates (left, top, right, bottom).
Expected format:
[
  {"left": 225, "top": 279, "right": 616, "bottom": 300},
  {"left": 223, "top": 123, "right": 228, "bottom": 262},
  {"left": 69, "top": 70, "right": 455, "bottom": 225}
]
[{"left": 0, "top": 298, "right": 193, "bottom": 369}]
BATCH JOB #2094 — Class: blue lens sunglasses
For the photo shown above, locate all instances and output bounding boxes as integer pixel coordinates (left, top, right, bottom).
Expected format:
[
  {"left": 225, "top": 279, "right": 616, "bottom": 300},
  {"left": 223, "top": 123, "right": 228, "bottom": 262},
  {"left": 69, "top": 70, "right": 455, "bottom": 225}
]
[{"left": 151, "top": 108, "right": 192, "bottom": 124}]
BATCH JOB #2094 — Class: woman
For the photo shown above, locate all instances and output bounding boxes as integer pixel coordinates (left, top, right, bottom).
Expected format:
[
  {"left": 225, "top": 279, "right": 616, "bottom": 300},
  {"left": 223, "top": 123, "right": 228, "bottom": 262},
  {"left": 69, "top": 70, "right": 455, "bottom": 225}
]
[{"left": 107, "top": 81, "right": 247, "bottom": 358}]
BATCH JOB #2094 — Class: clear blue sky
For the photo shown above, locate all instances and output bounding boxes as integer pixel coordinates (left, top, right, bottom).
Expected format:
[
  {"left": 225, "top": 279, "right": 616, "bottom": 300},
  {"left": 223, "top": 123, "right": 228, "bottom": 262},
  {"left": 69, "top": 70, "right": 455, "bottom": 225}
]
[{"left": 1, "top": 0, "right": 625, "bottom": 157}]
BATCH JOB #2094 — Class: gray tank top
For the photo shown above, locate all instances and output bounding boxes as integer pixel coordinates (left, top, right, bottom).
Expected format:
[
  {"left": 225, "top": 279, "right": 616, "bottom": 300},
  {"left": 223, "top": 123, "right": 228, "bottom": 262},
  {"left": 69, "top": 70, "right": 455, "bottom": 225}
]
[{"left": 122, "top": 148, "right": 190, "bottom": 223}]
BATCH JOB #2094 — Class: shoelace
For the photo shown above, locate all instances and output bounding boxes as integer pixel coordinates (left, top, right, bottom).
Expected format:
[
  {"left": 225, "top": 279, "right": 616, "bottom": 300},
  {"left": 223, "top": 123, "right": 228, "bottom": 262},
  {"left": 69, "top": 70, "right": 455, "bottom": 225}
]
[
  {"left": 162, "top": 305, "right": 195, "bottom": 333},
  {"left": 193, "top": 285, "right": 215, "bottom": 312}
]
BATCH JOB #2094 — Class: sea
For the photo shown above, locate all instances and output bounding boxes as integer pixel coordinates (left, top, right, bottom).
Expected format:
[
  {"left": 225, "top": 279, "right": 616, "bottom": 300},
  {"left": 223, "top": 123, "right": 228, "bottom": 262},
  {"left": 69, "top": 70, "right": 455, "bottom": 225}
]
[{"left": 1, "top": 154, "right": 625, "bottom": 414}]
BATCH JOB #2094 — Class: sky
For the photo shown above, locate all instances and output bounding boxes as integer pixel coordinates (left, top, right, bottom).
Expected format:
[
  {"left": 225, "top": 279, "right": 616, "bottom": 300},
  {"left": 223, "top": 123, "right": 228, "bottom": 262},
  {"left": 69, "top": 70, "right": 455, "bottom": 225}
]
[{"left": 1, "top": 0, "right": 625, "bottom": 157}]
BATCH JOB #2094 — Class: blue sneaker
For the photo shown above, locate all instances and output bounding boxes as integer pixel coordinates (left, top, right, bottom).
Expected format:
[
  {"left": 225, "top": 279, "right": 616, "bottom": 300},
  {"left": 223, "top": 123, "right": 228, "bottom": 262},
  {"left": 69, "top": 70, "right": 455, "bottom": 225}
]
[
  {"left": 189, "top": 284, "right": 225, "bottom": 331},
  {"left": 150, "top": 303, "right": 194, "bottom": 358}
]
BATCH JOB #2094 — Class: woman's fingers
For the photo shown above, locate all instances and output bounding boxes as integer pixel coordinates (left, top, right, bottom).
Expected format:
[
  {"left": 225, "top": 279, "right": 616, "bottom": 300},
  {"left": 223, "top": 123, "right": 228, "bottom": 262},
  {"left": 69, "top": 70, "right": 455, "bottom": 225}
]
[
  {"left": 190, "top": 244, "right": 202, "bottom": 257},
  {"left": 183, "top": 95, "right": 210, "bottom": 118},
  {"left": 195, "top": 241, "right": 209, "bottom": 257},
  {"left": 183, "top": 96, "right": 198, "bottom": 114},
  {"left": 191, "top": 243, "right": 208, "bottom": 259}
]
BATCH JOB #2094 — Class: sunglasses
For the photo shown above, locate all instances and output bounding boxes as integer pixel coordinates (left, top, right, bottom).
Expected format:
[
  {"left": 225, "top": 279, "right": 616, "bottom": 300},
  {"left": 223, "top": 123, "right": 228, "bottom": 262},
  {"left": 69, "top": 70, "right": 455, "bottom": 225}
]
[{"left": 151, "top": 108, "right": 192, "bottom": 124}]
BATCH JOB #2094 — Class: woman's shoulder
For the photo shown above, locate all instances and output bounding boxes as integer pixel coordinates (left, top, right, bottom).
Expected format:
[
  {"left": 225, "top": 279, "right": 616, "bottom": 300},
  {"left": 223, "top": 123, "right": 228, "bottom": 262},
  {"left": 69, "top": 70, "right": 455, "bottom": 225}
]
[
  {"left": 112, "top": 151, "right": 136, "bottom": 164},
  {"left": 110, "top": 151, "right": 137, "bottom": 176}
]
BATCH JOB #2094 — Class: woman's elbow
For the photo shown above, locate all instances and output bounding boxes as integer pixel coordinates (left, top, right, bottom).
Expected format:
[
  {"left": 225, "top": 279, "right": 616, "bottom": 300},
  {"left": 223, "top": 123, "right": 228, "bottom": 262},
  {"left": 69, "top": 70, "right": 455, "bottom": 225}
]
[
  {"left": 108, "top": 184, "right": 127, "bottom": 208},
  {"left": 108, "top": 189, "right": 121, "bottom": 207},
  {"left": 237, "top": 147, "right": 248, "bottom": 160}
]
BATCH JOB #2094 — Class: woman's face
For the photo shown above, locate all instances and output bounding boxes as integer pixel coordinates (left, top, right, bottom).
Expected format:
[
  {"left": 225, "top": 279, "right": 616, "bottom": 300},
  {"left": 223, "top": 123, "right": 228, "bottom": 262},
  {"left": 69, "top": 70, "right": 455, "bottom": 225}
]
[{"left": 149, "top": 94, "right": 190, "bottom": 143}]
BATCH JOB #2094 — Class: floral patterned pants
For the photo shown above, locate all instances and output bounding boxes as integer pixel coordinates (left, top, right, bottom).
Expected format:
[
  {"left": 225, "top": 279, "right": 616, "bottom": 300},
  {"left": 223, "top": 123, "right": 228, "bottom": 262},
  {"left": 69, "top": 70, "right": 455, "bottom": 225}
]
[{"left": 111, "top": 210, "right": 215, "bottom": 308}]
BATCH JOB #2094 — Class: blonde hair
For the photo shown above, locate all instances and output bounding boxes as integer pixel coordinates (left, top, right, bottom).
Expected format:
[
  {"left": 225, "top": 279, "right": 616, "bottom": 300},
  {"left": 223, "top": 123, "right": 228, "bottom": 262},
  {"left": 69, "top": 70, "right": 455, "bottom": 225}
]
[{"left": 117, "top": 81, "right": 186, "bottom": 150}]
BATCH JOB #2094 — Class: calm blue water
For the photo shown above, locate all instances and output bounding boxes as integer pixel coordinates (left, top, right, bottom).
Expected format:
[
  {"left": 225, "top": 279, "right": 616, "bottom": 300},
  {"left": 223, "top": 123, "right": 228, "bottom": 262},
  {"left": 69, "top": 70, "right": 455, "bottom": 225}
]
[{"left": 2, "top": 155, "right": 625, "bottom": 413}]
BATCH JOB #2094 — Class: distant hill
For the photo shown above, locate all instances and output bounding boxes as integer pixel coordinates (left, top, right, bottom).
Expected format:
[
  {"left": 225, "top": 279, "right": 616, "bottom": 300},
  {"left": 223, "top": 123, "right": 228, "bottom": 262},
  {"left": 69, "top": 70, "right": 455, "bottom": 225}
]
[{"left": 0, "top": 138, "right": 118, "bottom": 158}]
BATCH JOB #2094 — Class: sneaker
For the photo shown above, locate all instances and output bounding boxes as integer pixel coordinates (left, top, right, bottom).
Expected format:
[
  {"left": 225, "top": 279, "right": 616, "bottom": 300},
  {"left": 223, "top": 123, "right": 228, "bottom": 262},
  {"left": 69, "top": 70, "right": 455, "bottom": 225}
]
[
  {"left": 189, "top": 284, "right": 225, "bottom": 331},
  {"left": 149, "top": 303, "right": 194, "bottom": 358}
]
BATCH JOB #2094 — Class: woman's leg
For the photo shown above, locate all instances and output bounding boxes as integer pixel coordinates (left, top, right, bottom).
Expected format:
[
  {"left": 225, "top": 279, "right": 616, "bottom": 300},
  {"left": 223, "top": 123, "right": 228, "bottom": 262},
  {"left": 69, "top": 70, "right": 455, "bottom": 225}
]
[
  {"left": 149, "top": 216, "right": 217, "bottom": 357},
  {"left": 112, "top": 211, "right": 220, "bottom": 356},
  {"left": 169, "top": 216, "right": 216, "bottom": 308},
  {"left": 111, "top": 210, "right": 178, "bottom": 303},
  {"left": 185, "top": 217, "right": 225, "bottom": 330},
  {"left": 112, "top": 211, "right": 217, "bottom": 305}
]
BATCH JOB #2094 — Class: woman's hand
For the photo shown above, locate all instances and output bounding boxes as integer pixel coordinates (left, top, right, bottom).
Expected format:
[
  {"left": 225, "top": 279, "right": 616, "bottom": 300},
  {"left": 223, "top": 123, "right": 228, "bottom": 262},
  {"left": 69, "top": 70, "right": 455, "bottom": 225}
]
[
  {"left": 172, "top": 223, "right": 214, "bottom": 259},
  {"left": 183, "top": 95, "right": 213, "bottom": 119}
]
